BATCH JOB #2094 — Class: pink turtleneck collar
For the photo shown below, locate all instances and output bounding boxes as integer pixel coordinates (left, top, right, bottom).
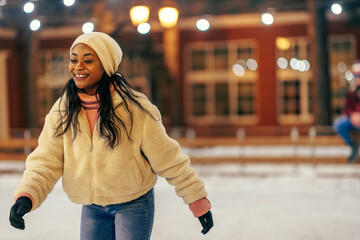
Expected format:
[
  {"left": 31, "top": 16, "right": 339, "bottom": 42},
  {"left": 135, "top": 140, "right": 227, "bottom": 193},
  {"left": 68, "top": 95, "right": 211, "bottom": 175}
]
[
  {"left": 77, "top": 84, "right": 115, "bottom": 134},
  {"left": 78, "top": 90, "right": 100, "bottom": 135}
]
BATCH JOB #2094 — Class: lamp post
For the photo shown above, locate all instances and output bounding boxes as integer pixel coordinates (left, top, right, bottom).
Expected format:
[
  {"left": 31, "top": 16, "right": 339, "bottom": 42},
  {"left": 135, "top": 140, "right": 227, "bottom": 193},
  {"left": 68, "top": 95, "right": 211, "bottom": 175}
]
[
  {"left": 129, "top": 0, "right": 181, "bottom": 126},
  {"left": 129, "top": 0, "right": 179, "bottom": 29},
  {"left": 129, "top": 5, "right": 150, "bottom": 26}
]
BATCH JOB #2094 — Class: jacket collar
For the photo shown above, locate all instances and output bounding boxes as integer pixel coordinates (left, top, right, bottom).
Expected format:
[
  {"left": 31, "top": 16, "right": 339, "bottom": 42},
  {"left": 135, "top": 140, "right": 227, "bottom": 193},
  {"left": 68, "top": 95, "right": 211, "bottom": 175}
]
[{"left": 111, "top": 88, "right": 124, "bottom": 109}]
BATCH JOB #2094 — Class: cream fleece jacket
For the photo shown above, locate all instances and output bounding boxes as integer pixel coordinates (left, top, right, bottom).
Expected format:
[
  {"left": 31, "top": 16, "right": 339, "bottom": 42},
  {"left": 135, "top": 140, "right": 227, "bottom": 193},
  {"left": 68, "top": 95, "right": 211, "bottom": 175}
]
[{"left": 14, "top": 90, "right": 207, "bottom": 211}]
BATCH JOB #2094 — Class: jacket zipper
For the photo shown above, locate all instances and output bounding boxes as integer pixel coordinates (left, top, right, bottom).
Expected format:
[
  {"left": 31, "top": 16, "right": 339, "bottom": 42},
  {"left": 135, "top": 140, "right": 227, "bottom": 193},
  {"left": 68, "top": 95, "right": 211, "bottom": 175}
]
[
  {"left": 89, "top": 120, "right": 97, "bottom": 152},
  {"left": 90, "top": 140, "right": 93, "bottom": 152}
]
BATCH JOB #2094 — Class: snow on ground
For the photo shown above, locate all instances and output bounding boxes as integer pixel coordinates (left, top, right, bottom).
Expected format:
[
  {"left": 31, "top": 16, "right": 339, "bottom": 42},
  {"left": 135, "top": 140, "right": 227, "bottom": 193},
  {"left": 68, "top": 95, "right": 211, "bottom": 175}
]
[
  {"left": 1, "top": 161, "right": 360, "bottom": 240},
  {"left": 181, "top": 145, "right": 350, "bottom": 158}
]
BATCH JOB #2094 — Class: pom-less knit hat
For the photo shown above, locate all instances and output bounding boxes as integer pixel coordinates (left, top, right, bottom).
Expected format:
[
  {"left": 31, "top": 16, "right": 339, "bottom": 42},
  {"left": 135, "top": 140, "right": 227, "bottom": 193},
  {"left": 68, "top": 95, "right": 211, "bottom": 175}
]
[{"left": 70, "top": 32, "right": 123, "bottom": 77}]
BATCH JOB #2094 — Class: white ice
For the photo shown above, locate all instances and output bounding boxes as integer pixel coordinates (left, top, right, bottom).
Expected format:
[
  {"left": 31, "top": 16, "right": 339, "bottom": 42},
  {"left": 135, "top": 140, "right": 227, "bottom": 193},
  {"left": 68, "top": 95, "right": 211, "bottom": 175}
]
[{"left": 1, "top": 161, "right": 360, "bottom": 240}]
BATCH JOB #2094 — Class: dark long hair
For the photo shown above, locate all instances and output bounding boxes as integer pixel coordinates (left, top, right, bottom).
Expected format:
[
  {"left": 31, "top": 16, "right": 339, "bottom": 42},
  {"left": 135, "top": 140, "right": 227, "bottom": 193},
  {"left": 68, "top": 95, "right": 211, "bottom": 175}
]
[{"left": 55, "top": 72, "right": 155, "bottom": 148}]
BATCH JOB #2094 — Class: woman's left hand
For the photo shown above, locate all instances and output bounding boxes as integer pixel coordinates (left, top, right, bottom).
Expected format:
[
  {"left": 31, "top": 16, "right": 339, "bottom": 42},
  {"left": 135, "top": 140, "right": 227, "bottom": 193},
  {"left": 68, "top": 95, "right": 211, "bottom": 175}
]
[
  {"left": 198, "top": 211, "right": 213, "bottom": 234},
  {"left": 350, "top": 112, "right": 360, "bottom": 127}
]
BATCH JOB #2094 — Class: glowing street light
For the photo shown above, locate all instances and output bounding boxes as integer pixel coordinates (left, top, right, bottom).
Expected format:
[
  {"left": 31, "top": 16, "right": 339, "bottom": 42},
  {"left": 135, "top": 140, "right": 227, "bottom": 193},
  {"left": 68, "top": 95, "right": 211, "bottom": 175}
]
[
  {"left": 129, "top": 5, "right": 150, "bottom": 26},
  {"left": 158, "top": 6, "right": 178, "bottom": 28},
  {"left": 261, "top": 12, "right": 274, "bottom": 25}
]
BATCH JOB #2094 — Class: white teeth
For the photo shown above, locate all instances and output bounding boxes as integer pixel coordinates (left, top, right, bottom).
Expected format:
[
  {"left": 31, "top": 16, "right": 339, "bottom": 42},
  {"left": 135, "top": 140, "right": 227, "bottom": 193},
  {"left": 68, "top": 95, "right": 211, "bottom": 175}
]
[{"left": 75, "top": 74, "right": 87, "bottom": 77}]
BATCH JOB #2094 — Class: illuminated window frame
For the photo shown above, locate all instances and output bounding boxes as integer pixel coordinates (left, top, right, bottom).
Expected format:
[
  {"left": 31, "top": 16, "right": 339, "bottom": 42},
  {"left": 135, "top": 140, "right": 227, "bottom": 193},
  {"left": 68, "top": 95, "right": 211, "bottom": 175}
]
[
  {"left": 184, "top": 40, "right": 259, "bottom": 125},
  {"left": 276, "top": 37, "right": 313, "bottom": 124},
  {"left": 328, "top": 35, "right": 356, "bottom": 118},
  {"left": 37, "top": 49, "right": 70, "bottom": 125}
]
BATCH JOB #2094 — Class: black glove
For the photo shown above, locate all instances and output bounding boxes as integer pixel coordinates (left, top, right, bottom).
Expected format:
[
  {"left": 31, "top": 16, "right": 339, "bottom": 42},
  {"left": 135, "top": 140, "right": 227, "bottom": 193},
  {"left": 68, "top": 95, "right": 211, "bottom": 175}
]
[
  {"left": 9, "top": 196, "right": 32, "bottom": 230},
  {"left": 198, "top": 210, "right": 213, "bottom": 234}
]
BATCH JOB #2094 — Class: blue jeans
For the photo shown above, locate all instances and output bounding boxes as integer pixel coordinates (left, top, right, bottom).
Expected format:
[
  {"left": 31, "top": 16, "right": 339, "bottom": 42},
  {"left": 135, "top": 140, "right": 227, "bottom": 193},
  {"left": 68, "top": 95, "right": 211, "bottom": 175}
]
[
  {"left": 333, "top": 115, "right": 359, "bottom": 145},
  {"left": 80, "top": 189, "right": 154, "bottom": 240}
]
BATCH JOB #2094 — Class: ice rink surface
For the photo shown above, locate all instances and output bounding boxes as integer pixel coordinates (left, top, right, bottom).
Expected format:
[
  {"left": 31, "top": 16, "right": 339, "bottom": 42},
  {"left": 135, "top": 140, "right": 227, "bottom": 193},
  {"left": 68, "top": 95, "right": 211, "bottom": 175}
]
[{"left": 1, "top": 161, "right": 360, "bottom": 240}]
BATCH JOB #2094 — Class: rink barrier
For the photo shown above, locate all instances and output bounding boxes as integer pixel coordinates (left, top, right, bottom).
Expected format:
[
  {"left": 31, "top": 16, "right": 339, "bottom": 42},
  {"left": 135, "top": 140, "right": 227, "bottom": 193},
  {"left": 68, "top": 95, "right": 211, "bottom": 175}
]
[{"left": 0, "top": 126, "right": 352, "bottom": 164}]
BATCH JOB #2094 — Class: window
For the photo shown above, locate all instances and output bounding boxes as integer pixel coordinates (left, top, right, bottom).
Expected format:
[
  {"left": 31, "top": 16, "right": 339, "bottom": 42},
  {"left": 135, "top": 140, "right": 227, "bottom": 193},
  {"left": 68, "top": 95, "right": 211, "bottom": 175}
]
[
  {"left": 276, "top": 37, "right": 313, "bottom": 124},
  {"left": 328, "top": 35, "right": 356, "bottom": 117},
  {"left": 185, "top": 40, "right": 258, "bottom": 124},
  {"left": 238, "top": 82, "right": 254, "bottom": 115},
  {"left": 192, "top": 84, "right": 207, "bottom": 116},
  {"left": 281, "top": 80, "right": 300, "bottom": 114},
  {"left": 215, "top": 82, "right": 229, "bottom": 116},
  {"left": 37, "top": 50, "right": 70, "bottom": 125}
]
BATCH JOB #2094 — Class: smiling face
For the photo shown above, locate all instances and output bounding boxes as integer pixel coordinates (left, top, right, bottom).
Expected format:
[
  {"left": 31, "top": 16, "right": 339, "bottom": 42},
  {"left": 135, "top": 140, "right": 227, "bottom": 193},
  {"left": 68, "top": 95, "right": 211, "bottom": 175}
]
[{"left": 69, "top": 43, "right": 105, "bottom": 95}]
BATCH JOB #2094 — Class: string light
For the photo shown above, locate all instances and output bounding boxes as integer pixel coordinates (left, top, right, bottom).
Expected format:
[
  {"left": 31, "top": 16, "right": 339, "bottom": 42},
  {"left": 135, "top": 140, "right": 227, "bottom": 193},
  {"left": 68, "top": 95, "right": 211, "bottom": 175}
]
[
  {"left": 23, "top": 1, "right": 35, "bottom": 14},
  {"left": 30, "top": 19, "right": 40, "bottom": 31},
  {"left": 196, "top": 18, "right": 210, "bottom": 31},
  {"left": 331, "top": 3, "right": 342, "bottom": 15},
  {"left": 261, "top": 12, "right": 274, "bottom": 25},
  {"left": 8, "top": 1, "right": 354, "bottom": 32},
  {"left": 63, "top": 0, "right": 75, "bottom": 7},
  {"left": 82, "top": 22, "right": 94, "bottom": 33},
  {"left": 137, "top": 22, "right": 151, "bottom": 34}
]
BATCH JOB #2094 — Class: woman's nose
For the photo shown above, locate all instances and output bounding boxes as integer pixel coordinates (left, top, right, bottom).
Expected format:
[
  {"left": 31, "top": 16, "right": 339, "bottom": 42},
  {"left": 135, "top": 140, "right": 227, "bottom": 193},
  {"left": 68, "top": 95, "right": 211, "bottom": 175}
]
[{"left": 75, "top": 61, "right": 84, "bottom": 69}]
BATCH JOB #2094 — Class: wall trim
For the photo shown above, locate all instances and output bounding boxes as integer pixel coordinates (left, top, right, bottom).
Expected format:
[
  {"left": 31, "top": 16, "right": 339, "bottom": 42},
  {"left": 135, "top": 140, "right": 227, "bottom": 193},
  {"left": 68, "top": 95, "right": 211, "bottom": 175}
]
[{"left": 0, "top": 28, "right": 16, "bottom": 39}]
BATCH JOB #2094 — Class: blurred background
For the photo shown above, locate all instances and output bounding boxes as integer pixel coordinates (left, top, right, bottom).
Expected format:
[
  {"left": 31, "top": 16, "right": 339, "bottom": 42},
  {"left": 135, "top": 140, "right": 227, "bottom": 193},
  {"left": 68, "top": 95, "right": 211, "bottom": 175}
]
[
  {"left": 1, "top": 1, "right": 360, "bottom": 239},
  {"left": 0, "top": 0, "right": 359, "bottom": 140}
]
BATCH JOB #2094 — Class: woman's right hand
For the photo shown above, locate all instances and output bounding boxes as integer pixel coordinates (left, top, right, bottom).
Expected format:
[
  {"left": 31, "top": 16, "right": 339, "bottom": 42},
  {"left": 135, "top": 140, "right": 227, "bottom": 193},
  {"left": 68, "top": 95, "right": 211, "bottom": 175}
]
[{"left": 9, "top": 196, "right": 32, "bottom": 230}]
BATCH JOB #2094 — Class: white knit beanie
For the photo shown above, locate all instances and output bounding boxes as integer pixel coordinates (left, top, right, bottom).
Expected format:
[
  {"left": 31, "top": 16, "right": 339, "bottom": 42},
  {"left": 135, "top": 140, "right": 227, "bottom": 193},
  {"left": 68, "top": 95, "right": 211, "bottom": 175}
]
[{"left": 70, "top": 32, "right": 123, "bottom": 77}]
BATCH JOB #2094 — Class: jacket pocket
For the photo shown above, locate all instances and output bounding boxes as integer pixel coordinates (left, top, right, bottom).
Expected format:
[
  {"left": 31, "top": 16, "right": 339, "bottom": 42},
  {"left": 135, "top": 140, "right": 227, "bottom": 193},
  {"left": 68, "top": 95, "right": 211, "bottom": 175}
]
[{"left": 131, "top": 156, "right": 145, "bottom": 187}]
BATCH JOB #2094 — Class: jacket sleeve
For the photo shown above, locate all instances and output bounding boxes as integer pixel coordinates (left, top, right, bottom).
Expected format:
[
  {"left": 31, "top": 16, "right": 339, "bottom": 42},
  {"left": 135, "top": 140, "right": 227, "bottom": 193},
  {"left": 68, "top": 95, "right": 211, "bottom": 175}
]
[
  {"left": 140, "top": 104, "right": 207, "bottom": 205},
  {"left": 13, "top": 112, "right": 64, "bottom": 210}
]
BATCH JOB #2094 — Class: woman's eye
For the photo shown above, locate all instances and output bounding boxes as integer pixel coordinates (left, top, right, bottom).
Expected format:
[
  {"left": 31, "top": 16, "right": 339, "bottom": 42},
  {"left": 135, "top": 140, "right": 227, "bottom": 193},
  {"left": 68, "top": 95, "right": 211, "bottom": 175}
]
[
  {"left": 70, "top": 59, "right": 77, "bottom": 63},
  {"left": 84, "top": 61, "right": 93, "bottom": 63}
]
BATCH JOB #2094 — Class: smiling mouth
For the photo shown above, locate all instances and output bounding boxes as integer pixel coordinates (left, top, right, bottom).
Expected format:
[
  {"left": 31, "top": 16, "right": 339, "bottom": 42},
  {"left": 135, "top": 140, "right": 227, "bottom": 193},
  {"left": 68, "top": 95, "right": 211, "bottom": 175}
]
[{"left": 74, "top": 74, "right": 88, "bottom": 78}]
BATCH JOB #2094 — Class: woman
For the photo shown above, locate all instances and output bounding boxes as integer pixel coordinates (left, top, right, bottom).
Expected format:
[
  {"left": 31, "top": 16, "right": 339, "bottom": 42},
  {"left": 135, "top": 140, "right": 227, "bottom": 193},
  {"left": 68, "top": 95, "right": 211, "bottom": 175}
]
[
  {"left": 333, "top": 60, "right": 360, "bottom": 163},
  {"left": 9, "top": 32, "right": 213, "bottom": 239}
]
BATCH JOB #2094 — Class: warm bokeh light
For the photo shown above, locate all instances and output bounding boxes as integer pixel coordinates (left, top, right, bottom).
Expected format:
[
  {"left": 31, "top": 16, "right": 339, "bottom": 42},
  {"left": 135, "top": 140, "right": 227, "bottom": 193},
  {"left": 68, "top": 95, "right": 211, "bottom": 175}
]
[
  {"left": 276, "top": 37, "right": 291, "bottom": 50},
  {"left": 303, "top": 60, "right": 310, "bottom": 71},
  {"left": 137, "top": 22, "right": 151, "bottom": 34},
  {"left": 196, "top": 18, "right": 210, "bottom": 31},
  {"left": 158, "top": 7, "right": 178, "bottom": 28},
  {"left": 232, "top": 63, "right": 245, "bottom": 77},
  {"left": 289, "top": 58, "right": 310, "bottom": 72},
  {"left": 337, "top": 62, "right": 347, "bottom": 73},
  {"left": 277, "top": 57, "right": 288, "bottom": 69},
  {"left": 63, "top": 0, "right": 75, "bottom": 7},
  {"left": 261, "top": 13, "right": 274, "bottom": 25},
  {"left": 345, "top": 70, "right": 354, "bottom": 82},
  {"left": 30, "top": 19, "right": 40, "bottom": 31},
  {"left": 246, "top": 59, "right": 258, "bottom": 71},
  {"left": 130, "top": 6, "right": 150, "bottom": 26},
  {"left": 236, "top": 59, "right": 247, "bottom": 68},
  {"left": 331, "top": 3, "right": 342, "bottom": 15},
  {"left": 23, "top": 2, "right": 34, "bottom": 13},
  {"left": 82, "top": 22, "right": 94, "bottom": 33}
]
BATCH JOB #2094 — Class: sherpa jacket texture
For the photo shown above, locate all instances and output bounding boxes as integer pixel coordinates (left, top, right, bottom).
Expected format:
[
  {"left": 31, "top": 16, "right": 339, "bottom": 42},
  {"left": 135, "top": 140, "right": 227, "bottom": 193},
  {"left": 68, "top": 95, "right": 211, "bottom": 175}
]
[{"left": 14, "top": 90, "right": 207, "bottom": 211}]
